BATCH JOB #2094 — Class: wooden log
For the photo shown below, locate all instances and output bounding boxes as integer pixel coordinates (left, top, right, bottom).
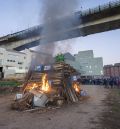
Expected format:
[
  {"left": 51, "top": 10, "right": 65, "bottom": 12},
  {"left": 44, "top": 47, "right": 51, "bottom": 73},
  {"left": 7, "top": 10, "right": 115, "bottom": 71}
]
[
  {"left": 49, "top": 74, "right": 63, "bottom": 79},
  {"left": 49, "top": 77, "right": 63, "bottom": 80},
  {"left": 28, "top": 80, "right": 42, "bottom": 83},
  {"left": 53, "top": 78, "right": 62, "bottom": 81},
  {"left": 65, "top": 88, "right": 72, "bottom": 103},
  {"left": 52, "top": 82, "right": 62, "bottom": 85},
  {"left": 50, "top": 73, "right": 63, "bottom": 76},
  {"left": 68, "top": 88, "right": 76, "bottom": 102},
  {"left": 53, "top": 64, "right": 64, "bottom": 67},
  {"left": 62, "top": 88, "right": 70, "bottom": 103},
  {"left": 54, "top": 62, "right": 65, "bottom": 65},
  {"left": 71, "top": 87, "right": 79, "bottom": 102},
  {"left": 53, "top": 67, "right": 63, "bottom": 70}
]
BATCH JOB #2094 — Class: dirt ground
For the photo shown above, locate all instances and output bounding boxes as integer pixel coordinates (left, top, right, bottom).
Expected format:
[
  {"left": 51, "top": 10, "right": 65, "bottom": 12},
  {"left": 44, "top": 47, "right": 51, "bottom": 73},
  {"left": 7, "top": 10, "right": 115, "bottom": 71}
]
[
  {"left": 99, "top": 89, "right": 120, "bottom": 129},
  {"left": 0, "top": 85, "right": 108, "bottom": 129}
]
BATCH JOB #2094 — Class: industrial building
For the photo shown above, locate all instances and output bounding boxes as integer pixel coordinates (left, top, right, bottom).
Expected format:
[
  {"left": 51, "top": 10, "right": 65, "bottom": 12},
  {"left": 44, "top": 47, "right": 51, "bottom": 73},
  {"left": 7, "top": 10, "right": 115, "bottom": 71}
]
[
  {"left": 0, "top": 48, "right": 52, "bottom": 79},
  {"left": 65, "top": 50, "right": 103, "bottom": 77},
  {"left": 0, "top": 48, "right": 32, "bottom": 79}
]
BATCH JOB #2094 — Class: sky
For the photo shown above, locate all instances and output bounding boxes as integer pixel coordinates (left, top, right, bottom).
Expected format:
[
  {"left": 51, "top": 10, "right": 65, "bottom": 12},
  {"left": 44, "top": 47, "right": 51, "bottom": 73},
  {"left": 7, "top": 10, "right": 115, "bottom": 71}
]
[{"left": 0, "top": 0, "right": 120, "bottom": 65}]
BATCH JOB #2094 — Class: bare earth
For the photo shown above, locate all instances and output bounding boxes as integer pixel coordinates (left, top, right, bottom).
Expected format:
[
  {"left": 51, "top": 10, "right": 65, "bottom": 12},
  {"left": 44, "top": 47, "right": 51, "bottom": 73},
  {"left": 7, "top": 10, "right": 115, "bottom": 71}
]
[{"left": 0, "top": 85, "right": 108, "bottom": 129}]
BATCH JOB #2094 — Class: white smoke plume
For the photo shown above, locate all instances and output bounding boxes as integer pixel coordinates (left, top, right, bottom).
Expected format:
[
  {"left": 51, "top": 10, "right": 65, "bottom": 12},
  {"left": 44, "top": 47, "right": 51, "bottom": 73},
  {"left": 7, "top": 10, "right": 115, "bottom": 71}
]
[{"left": 34, "top": 0, "right": 79, "bottom": 64}]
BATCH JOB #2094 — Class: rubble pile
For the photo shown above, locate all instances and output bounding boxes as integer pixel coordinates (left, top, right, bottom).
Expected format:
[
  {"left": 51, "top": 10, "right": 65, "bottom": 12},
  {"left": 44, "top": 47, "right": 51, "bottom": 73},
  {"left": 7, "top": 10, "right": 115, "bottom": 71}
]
[{"left": 11, "top": 62, "right": 82, "bottom": 111}]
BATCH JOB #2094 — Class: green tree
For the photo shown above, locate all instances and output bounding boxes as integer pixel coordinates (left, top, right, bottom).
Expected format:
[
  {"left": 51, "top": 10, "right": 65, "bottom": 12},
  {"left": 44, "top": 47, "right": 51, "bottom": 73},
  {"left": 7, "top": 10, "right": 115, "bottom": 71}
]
[{"left": 55, "top": 54, "right": 65, "bottom": 62}]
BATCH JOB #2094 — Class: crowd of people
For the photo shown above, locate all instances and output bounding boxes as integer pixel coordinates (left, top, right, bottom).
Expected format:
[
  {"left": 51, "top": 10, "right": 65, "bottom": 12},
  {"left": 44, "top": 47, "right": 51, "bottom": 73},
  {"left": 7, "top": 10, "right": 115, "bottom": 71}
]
[{"left": 80, "top": 77, "right": 120, "bottom": 88}]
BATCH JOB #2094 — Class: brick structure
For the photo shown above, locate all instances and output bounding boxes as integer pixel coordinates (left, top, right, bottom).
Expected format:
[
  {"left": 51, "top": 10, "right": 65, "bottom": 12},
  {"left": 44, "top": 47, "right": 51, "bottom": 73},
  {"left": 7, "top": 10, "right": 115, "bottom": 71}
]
[{"left": 104, "top": 63, "right": 120, "bottom": 77}]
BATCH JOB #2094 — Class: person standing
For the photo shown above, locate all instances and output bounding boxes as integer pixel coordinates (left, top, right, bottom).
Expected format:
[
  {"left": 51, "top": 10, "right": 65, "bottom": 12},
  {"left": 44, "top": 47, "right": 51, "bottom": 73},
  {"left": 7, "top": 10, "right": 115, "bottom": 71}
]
[{"left": 110, "top": 78, "right": 114, "bottom": 88}]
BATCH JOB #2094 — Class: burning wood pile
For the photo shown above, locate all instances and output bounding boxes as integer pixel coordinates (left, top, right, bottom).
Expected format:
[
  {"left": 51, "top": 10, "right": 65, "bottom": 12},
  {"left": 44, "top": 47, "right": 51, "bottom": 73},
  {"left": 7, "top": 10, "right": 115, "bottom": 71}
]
[{"left": 11, "top": 62, "right": 82, "bottom": 111}]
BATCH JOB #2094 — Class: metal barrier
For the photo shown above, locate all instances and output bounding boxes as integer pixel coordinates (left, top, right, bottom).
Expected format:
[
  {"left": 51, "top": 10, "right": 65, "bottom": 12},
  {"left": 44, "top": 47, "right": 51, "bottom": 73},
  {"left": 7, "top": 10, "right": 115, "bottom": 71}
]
[{"left": 81, "top": 0, "right": 120, "bottom": 16}]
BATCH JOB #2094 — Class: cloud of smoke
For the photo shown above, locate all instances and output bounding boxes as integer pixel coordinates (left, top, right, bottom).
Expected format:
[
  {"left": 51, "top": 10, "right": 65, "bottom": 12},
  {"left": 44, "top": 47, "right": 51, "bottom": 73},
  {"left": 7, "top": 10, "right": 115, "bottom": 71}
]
[
  {"left": 34, "top": 0, "right": 79, "bottom": 65},
  {"left": 53, "top": 39, "right": 77, "bottom": 56}
]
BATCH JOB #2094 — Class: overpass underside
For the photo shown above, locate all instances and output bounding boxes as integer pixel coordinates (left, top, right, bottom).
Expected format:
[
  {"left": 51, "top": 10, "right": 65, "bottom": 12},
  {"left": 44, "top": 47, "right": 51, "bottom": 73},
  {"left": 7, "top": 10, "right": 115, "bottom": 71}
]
[
  {"left": 0, "top": 0, "right": 120, "bottom": 51},
  {"left": 15, "top": 17, "right": 120, "bottom": 51}
]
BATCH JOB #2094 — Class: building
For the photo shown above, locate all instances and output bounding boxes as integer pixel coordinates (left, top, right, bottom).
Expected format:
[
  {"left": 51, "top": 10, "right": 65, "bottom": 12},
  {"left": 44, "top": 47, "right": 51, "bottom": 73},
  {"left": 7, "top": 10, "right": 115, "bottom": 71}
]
[
  {"left": 0, "top": 48, "right": 53, "bottom": 79},
  {"left": 74, "top": 50, "right": 103, "bottom": 77},
  {"left": 64, "top": 53, "right": 80, "bottom": 72},
  {"left": 0, "top": 48, "right": 32, "bottom": 79},
  {"left": 0, "top": 48, "right": 103, "bottom": 79},
  {"left": 64, "top": 50, "right": 103, "bottom": 77},
  {"left": 104, "top": 63, "right": 120, "bottom": 77},
  {"left": 64, "top": 53, "right": 75, "bottom": 61}
]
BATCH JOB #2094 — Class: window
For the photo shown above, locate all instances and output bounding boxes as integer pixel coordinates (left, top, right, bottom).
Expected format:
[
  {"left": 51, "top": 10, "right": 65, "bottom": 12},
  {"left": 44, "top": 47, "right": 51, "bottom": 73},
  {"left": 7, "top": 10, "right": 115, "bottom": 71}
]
[
  {"left": 7, "top": 59, "right": 15, "bottom": 62},
  {"left": 18, "top": 62, "right": 23, "bottom": 65}
]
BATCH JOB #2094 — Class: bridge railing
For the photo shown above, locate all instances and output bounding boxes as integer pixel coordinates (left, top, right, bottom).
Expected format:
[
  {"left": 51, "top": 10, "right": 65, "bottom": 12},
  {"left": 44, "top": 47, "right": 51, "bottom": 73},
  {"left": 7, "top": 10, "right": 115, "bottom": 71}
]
[
  {"left": 81, "top": 0, "right": 120, "bottom": 16},
  {"left": 0, "top": 25, "right": 41, "bottom": 41}
]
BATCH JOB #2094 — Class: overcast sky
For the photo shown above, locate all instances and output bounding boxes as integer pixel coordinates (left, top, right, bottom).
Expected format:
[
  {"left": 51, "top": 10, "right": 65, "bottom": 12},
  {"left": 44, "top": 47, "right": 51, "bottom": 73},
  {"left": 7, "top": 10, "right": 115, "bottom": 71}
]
[{"left": 0, "top": 0, "right": 120, "bottom": 65}]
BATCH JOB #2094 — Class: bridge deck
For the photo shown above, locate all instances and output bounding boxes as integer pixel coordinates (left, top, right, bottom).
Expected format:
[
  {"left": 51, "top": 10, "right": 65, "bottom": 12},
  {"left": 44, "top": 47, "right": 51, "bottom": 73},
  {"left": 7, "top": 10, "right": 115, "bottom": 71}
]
[{"left": 0, "top": 0, "right": 120, "bottom": 50}]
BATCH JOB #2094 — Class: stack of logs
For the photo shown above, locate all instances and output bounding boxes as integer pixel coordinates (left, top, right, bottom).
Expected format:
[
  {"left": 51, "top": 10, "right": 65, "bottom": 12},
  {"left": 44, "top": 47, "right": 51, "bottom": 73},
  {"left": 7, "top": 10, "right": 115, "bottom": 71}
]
[
  {"left": 51, "top": 62, "right": 80, "bottom": 103},
  {"left": 24, "top": 62, "right": 80, "bottom": 103}
]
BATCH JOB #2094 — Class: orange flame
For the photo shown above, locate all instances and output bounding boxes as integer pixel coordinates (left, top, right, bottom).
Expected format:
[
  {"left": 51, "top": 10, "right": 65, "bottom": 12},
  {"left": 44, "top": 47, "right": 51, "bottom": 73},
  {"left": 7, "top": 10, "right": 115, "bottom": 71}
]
[
  {"left": 41, "top": 73, "right": 51, "bottom": 92},
  {"left": 24, "top": 83, "right": 39, "bottom": 92},
  {"left": 24, "top": 73, "right": 50, "bottom": 93},
  {"left": 73, "top": 82, "right": 80, "bottom": 93}
]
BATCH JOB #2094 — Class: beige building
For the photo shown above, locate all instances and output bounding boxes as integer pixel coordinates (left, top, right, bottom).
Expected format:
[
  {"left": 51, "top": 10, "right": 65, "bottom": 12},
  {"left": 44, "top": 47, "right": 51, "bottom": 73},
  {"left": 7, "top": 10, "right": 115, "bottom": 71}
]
[{"left": 0, "top": 48, "right": 32, "bottom": 79}]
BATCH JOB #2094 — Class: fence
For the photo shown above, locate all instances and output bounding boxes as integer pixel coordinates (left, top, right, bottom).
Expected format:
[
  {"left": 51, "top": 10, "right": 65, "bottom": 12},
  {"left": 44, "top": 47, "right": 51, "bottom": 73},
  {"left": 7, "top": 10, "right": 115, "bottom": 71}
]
[{"left": 80, "top": 0, "right": 120, "bottom": 16}]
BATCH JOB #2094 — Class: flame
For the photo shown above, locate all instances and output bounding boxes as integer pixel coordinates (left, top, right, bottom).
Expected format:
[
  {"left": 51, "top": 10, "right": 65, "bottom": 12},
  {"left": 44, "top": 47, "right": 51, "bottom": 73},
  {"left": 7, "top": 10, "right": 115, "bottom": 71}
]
[
  {"left": 73, "top": 82, "right": 80, "bottom": 93},
  {"left": 41, "top": 74, "right": 51, "bottom": 92},
  {"left": 24, "top": 73, "right": 51, "bottom": 93},
  {"left": 31, "top": 83, "right": 38, "bottom": 89},
  {"left": 24, "top": 83, "right": 39, "bottom": 91}
]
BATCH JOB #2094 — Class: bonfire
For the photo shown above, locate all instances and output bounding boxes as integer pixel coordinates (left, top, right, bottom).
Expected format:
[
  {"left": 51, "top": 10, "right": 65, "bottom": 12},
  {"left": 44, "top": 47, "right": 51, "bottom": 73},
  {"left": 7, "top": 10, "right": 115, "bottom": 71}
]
[{"left": 11, "top": 55, "right": 82, "bottom": 111}]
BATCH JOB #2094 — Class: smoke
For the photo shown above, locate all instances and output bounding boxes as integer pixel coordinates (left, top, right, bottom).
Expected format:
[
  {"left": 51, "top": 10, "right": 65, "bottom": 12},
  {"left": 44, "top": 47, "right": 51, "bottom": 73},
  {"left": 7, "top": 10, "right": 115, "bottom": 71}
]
[
  {"left": 42, "top": 0, "right": 78, "bottom": 18},
  {"left": 53, "top": 39, "right": 75, "bottom": 55},
  {"left": 34, "top": 0, "right": 79, "bottom": 65}
]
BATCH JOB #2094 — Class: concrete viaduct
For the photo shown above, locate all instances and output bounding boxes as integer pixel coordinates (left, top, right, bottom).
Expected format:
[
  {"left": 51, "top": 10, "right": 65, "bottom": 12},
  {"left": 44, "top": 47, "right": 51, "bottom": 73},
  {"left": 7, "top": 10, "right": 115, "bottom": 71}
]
[{"left": 0, "top": 0, "right": 120, "bottom": 51}]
